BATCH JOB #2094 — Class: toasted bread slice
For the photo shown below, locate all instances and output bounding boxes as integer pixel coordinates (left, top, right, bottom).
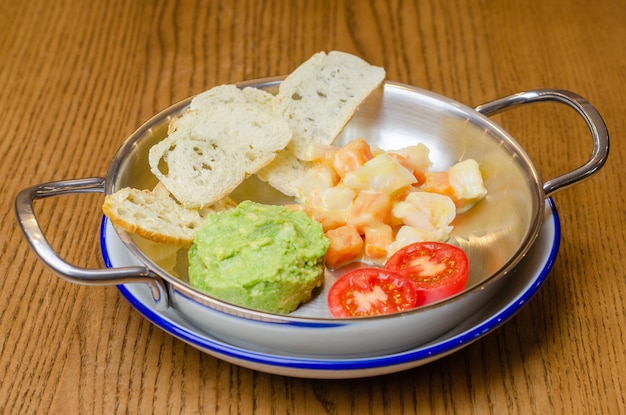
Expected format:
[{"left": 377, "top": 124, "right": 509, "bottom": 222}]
[
  {"left": 276, "top": 51, "right": 385, "bottom": 160},
  {"left": 149, "top": 100, "right": 292, "bottom": 208},
  {"left": 102, "top": 184, "right": 237, "bottom": 247},
  {"left": 258, "top": 51, "right": 385, "bottom": 196}
]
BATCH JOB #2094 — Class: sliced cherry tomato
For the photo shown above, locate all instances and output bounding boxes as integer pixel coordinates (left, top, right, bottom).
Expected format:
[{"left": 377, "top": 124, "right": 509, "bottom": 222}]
[
  {"left": 328, "top": 267, "right": 419, "bottom": 317},
  {"left": 385, "top": 242, "right": 469, "bottom": 305}
]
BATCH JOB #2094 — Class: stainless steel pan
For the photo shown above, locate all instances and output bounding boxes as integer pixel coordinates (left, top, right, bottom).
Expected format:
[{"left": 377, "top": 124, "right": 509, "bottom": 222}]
[{"left": 16, "top": 80, "right": 608, "bottom": 357}]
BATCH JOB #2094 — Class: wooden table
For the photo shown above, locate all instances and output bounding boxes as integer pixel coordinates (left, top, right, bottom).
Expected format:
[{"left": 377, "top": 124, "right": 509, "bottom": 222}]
[{"left": 1, "top": 0, "right": 624, "bottom": 413}]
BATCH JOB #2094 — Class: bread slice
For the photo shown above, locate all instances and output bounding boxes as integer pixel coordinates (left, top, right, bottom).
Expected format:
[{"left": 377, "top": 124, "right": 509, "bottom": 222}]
[
  {"left": 256, "top": 150, "right": 311, "bottom": 197},
  {"left": 276, "top": 51, "right": 385, "bottom": 160},
  {"left": 102, "top": 183, "right": 237, "bottom": 247},
  {"left": 105, "top": 52, "right": 384, "bottom": 243},
  {"left": 149, "top": 100, "right": 292, "bottom": 208},
  {"left": 257, "top": 51, "right": 385, "bottom": 196},
  {"left": 188, "top": 84, "right": 276, "bottom": 111},
  {"left": 164, "top": 84, "right": 277, "bottom": 134}
]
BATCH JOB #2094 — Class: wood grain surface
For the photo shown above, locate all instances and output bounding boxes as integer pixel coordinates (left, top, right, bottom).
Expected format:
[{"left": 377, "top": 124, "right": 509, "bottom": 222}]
[{"left": 1, "top": 0, "right": 624, "bottom": 413}]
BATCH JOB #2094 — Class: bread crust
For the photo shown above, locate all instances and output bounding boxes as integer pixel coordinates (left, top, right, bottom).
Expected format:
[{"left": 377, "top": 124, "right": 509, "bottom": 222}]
[{"left": 102, "top": 186, "right": 236, "bottom": 247}]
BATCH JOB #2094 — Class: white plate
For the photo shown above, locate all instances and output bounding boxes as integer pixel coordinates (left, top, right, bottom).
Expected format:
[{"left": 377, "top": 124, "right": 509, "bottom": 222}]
[{"left": 100, "top": 199, "right": 559, "bottom": 379}]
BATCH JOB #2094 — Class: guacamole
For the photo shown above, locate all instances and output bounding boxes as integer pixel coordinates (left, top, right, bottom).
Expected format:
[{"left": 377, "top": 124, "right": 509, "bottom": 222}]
[{"left": 188, "top": 200, "right": 329, "bottom": 314}]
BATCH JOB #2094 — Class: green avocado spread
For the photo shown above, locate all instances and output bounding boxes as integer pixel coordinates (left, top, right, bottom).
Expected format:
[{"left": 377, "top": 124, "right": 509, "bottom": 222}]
[{"left": 188, "top": 200, "right": 329, "bottom": 314}]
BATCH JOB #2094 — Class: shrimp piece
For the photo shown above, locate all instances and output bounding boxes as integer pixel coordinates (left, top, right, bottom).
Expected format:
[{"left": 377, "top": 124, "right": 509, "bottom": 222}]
[
  {"left": 388, "top": 191, "right": 456, "bottom": 254},
  {"left": 388, "top": 143, "right": 432, "bottom": 184}
]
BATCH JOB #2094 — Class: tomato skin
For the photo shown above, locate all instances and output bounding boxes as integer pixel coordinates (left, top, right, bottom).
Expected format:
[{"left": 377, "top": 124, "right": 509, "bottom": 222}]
[
  {"left": 328, "top": 267, "right": 419, "bottom": 317},
  {"left": 385, "top": 242, "right": 469, "bottom": 305}
]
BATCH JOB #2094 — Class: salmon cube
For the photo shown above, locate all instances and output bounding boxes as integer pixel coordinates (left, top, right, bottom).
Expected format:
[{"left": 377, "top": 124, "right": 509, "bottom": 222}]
[
  {"left": 332, "top": 138, "right": 374, "bottom": 178},
  {"left": 286, "top": 204, "right": 346, "bottom": 232},
  {"left": 363, "top": 223, "right": 394, "bottom": 261},
  {"left": 422, "top": 171, "right": 455, "bottom": 199},
  {"left": 325, "top": 225, "right": 364, "bottom": 268},
  {"left": 347, "top": 191, "right": 392, "bottom": 234}
]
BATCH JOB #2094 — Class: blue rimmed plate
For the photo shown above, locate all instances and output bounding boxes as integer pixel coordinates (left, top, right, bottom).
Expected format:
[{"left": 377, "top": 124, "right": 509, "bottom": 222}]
[{"left": 101, "top": 199, "right": 559, "bottom": 379}]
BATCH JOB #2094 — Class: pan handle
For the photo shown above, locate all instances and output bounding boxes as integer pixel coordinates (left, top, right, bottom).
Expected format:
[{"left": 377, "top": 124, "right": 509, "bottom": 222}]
[
  {"left": 475, "top": 89, "right": 609, "bottom": 197},
  {"left": 14, "top": 177, "right": 169, "bottom": 309}
]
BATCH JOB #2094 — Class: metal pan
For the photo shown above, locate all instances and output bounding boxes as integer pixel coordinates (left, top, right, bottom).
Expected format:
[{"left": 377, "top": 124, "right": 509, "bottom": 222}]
[{"left": 15, "top": 79, "right": 608, "bottom": 357}]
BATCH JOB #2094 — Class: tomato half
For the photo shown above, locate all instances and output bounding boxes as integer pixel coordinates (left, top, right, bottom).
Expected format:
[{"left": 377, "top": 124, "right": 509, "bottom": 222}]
[
  {"left": 385, "top": 242, "right": 469, "bottom": 305},
  {"left": 328, "top": 267, "right": 419, "bottom": 317}
]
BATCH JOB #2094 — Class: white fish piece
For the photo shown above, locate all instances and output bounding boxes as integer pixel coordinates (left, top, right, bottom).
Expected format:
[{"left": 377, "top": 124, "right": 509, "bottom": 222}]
[
  {"left": 342, "top": 154, "right": 416, "bottom": 194},
  {"left": 448, "top": 159, "right": 487, "bottom": 213}
]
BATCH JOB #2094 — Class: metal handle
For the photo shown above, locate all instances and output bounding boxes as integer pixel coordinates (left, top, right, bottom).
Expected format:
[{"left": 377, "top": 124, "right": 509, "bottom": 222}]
[
  {"left": 14, "top": 177, "right": 169, "bottom": 309},
  {"left": 475, "top": 89, "right": 609, "bottom": 197}
]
